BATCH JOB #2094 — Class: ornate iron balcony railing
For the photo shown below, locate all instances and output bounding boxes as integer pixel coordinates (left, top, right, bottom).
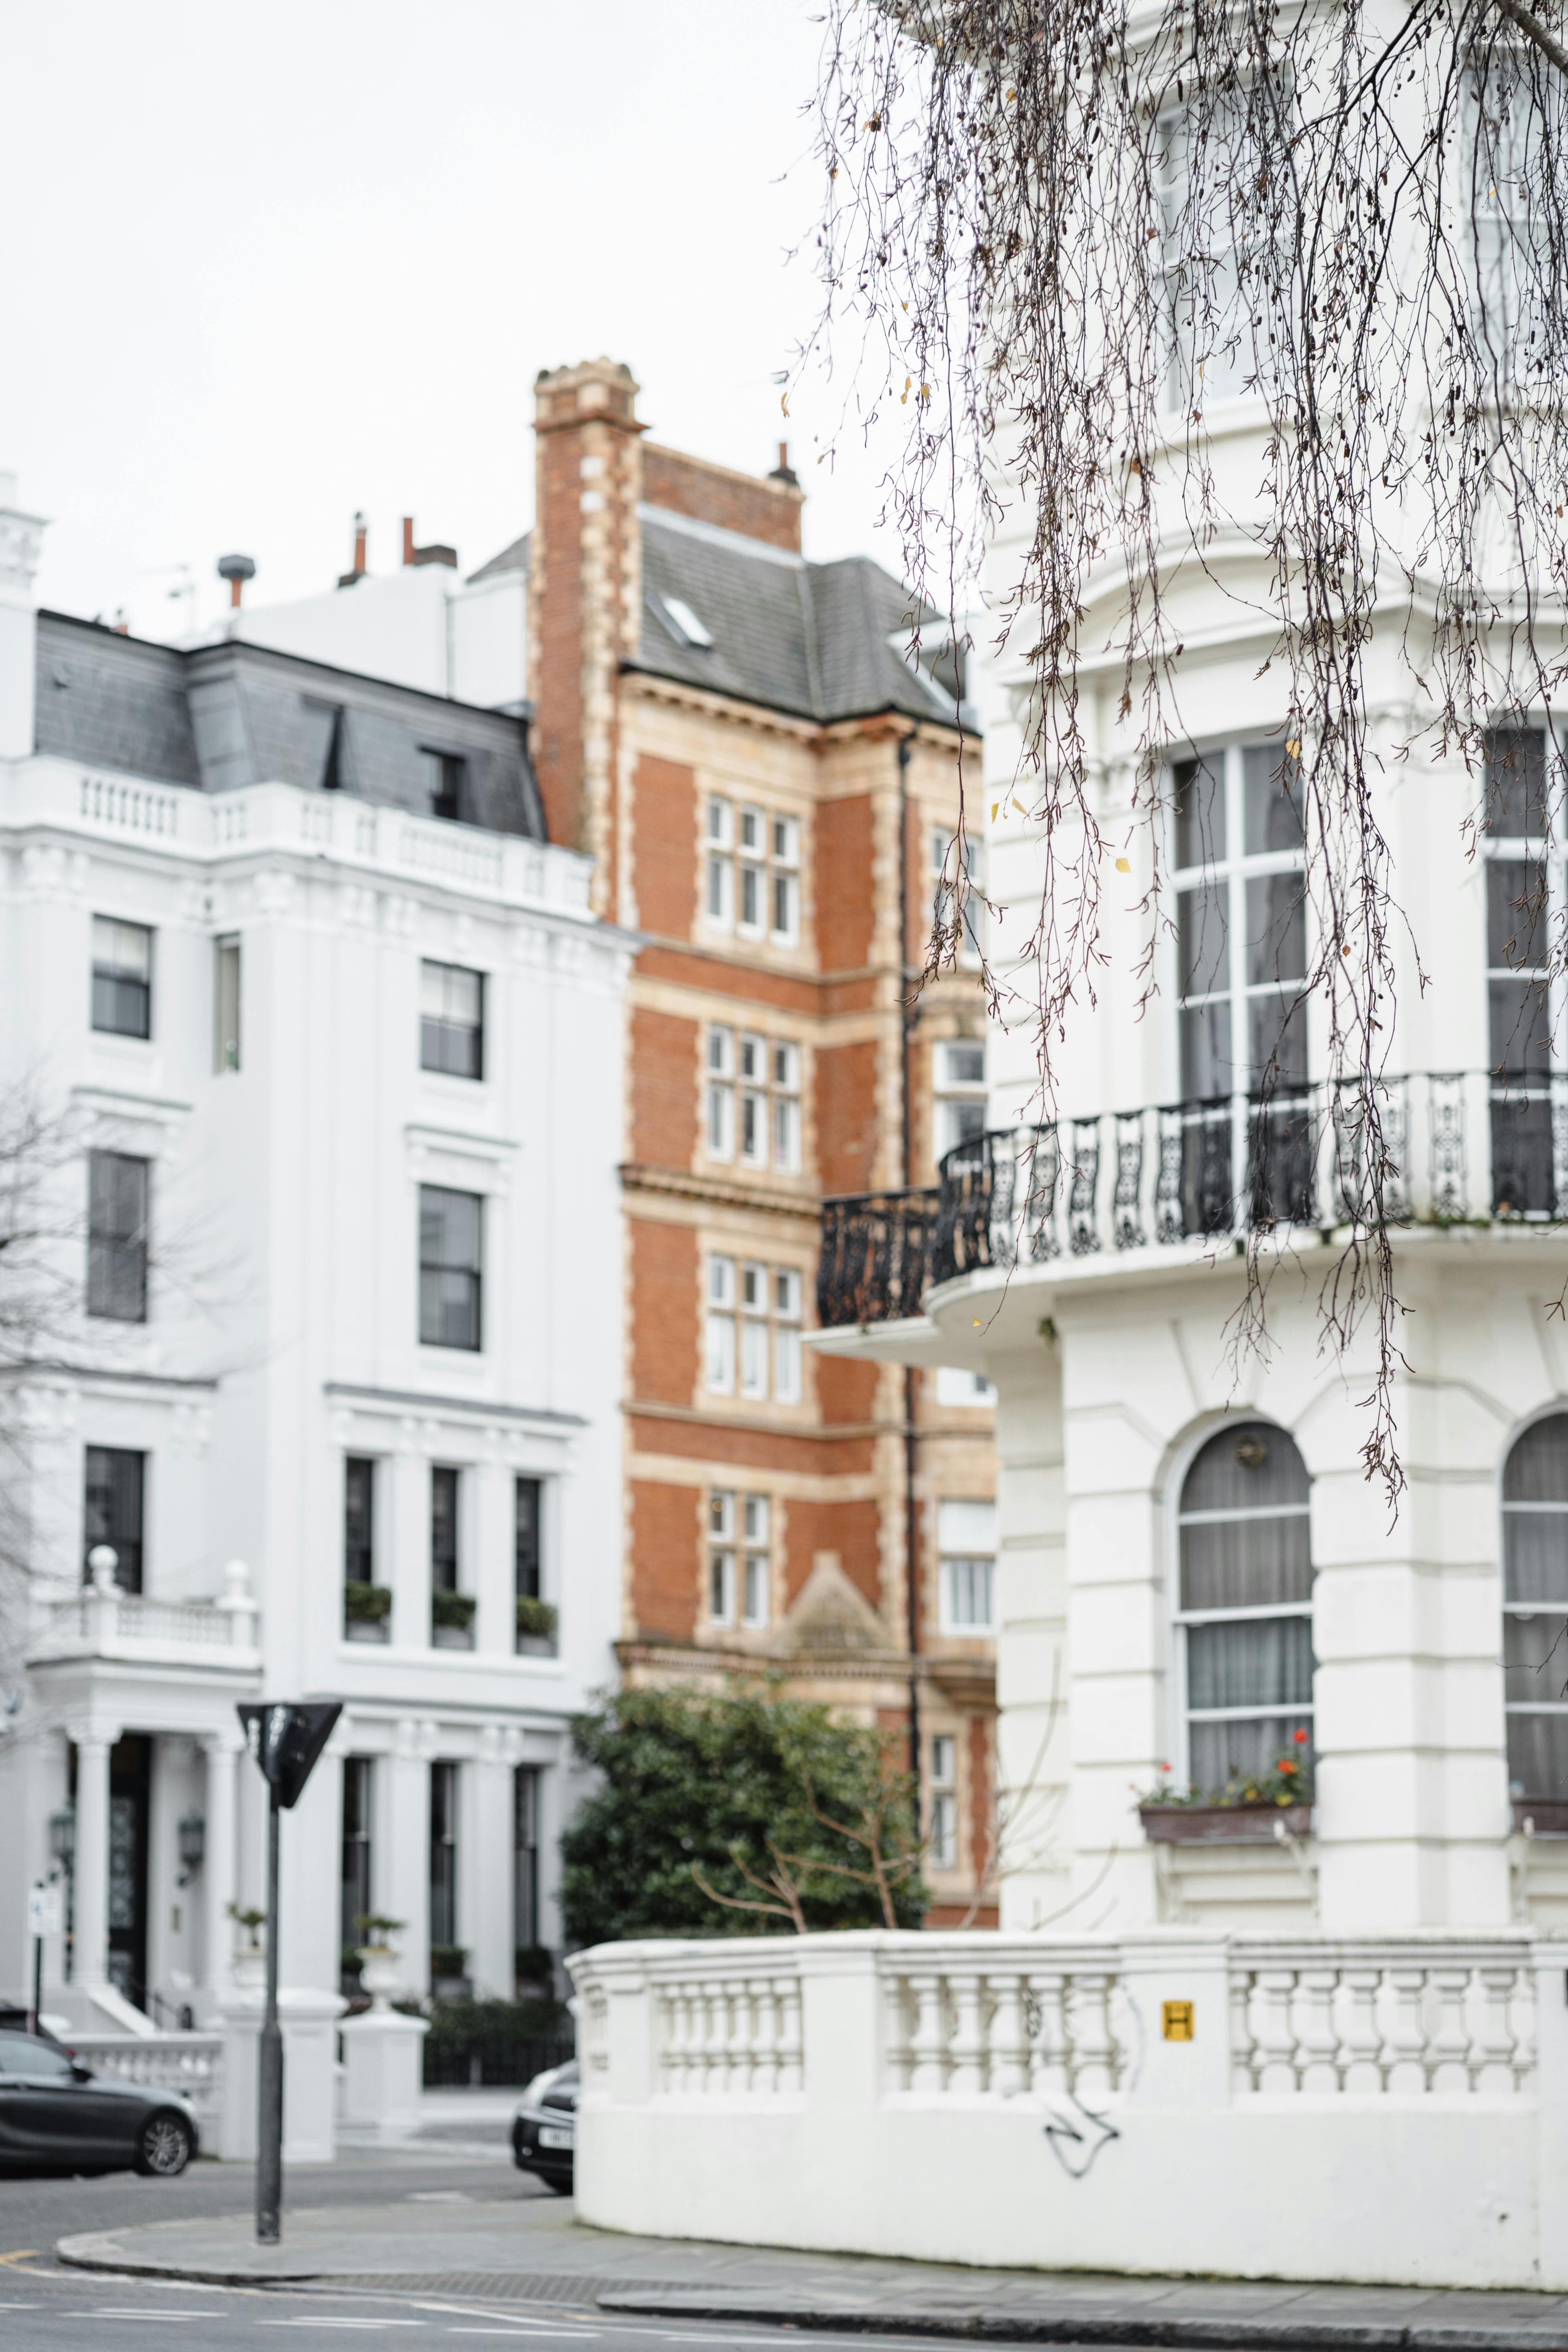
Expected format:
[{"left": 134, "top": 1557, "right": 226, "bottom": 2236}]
[
  {"left": 818, "top": 1188, "right": 940, "bottom": 1328},
  {"left": 818, "top": 1073, "right": 1568, "bottom": 1325}
]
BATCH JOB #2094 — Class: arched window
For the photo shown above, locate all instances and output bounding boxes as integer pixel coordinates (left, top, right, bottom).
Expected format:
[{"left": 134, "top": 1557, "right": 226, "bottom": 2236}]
[
  {"left": 1176, "top": 1419, "right": 1315, "bottom": 1791},
  {"left": 1501, "top": 1413, "right": 1568, "bottom": 1800}
]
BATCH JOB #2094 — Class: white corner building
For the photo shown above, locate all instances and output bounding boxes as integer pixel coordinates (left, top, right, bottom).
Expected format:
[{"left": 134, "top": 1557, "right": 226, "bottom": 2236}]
[{"left": 0, "top": 472, "right": 628, "bottom": 2031}]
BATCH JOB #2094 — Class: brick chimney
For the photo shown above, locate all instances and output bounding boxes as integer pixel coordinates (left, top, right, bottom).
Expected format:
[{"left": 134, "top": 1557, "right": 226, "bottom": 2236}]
[
  {"left": 0, "top": 471, "right": 45, "bottom": 758},
  {"left": 528, "top": 359, "right": 645, "bottom": 905}
]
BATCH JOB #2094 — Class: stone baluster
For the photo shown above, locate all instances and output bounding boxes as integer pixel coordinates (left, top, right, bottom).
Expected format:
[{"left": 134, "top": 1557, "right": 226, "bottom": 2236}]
[
  {"left": 1428, "top": 1967, "right": 1473, "bottom": 2094},
  {"left": 671, "top": 1984, "right": 694, "bottom": 2092},
  {"left": 752, "top": 1979, "right": 779, "bottom": 2096},
  {"left": 991, "top": 1971, "right": 1030, "bottom": 2097},
  {"left": 1296, "top": 1968, "right": 1341, "bottom": 2092},
  {"left": 1338, "top": 1968, "right": 1384, "bottom": 2092},
  {"left": 700, "top": 1985, "right": 722, "bottom": 2094},
  {"left": 776, "top": 1981, "right": 803, "bottom": 2094},
  {"left": 1253, "top": 1969, "right": 1301, "bottom": 2092},
  {"left": 948, "top": 1970, "right": 987, "bottom": 2094},
  {"left": 1027, "top": 1970, "right": 1070, "bottom": 2095},
  {"left": 1068, "top": 1972, "right": 1116, "bottom": 2096},
  {"left": 907, "top": 1972, "right": 948, "bottom": 2094},
  {"left": 1474, "top": 1966, "right": 1521, "bottom": 2094},
  {"left": 1229, "top": 1968, "right": 1259, "bottom": 2093},
  {"left": 1381, "top": 1968, "right": 1429, "bottom": 2093},
  {"left": 723, "top": 1980, "right": 747, "bottom": 2095}
]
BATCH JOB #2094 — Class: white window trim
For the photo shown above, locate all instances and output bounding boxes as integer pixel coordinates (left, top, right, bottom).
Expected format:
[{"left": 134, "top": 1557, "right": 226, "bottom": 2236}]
[{"left": 1165, "top": 1415, "right": 1316, "bottom": 1791}]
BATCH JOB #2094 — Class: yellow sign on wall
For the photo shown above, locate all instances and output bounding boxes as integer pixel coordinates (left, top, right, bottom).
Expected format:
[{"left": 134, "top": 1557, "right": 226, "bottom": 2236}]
[{"left": 1162, "top": 2000, "right": 1195, "bottom": 2041}]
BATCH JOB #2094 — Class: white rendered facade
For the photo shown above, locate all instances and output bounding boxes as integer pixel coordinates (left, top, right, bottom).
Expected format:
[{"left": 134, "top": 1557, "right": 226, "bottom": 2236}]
[
  {"left": 0, "top": 480, "right": 627, "bottom": 2027},
  {"left": 813, "top": 394, "right": 1568, "bottom": 1944}
]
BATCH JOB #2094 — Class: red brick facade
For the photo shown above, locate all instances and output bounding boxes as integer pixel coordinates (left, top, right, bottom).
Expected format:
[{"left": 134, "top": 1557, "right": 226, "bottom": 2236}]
[{"left": 531, "top": 358, "right": 998, "bottom": 1920}]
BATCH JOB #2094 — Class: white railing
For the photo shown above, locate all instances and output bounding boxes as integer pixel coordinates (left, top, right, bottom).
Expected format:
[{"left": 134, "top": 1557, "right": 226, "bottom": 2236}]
[
  {"left": 7, "top": 762, "right": 598, "bottom": 924},
  {"left": 1229, "top": 1940, "right": 1537, "bottom": 2096},
  {"left": 655, "top": 1966, "right": 804, "bottom": 2099},
  {"left": 31, "top": 1558, "right": 260, "bottom": 1667},
  {"left": 884, "top": 1946, "right": 1127, "bottom": 2097},
  {"left": 70, "top": 2033, "right": 223, "bottom": 2133},
  {"left": 567, "top": 1928, "right": 1568, "bottom": 2289}
]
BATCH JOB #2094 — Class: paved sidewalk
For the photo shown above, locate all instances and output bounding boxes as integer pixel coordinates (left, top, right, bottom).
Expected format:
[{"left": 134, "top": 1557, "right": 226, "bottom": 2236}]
[{"left": 54, "top": 2186, "right": 1568, "bottom": 2348}]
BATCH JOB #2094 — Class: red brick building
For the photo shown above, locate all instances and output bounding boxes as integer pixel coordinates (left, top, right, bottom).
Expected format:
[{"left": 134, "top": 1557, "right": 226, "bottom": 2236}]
[{"left": 528, "top": 358, "right": 997, "bottom": 1920}]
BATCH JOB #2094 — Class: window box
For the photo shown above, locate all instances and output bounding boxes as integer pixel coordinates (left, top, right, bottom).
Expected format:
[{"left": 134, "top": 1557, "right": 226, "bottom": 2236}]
[
  {"left": 1512, "top": 1796, "right": 1568, "bottom": 1835},
  {"left": 1139, "top": 1800, "right": 1312, "bottom": 1845},
  {"left": 344, "top": 1581, "right": 392, "bottom": 1640},
  {"left": 515, "top": 1596, "right": 557, "bottom": 1654},
  {"left": 432, "top": 1589, "right": 476, "bottom": 1649}
]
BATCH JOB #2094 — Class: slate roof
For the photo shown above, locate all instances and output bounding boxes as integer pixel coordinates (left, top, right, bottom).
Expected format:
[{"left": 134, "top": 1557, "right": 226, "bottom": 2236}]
[
  {"left": 633, "top": 506, "right": 975, "bottom": 732},
  {"left": 34, "top": 612, "right": 545, "bottom": 839}
]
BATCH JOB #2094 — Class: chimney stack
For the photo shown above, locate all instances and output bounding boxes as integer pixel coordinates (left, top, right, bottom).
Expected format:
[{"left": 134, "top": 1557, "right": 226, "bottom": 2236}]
[
  {"left": 217, "top": 552, "right": 256, "bottom": 610},
  {"left": 529, "top": 358, "right": 645, "bottom": 900},
  {"left": 338, "top": 511, "right": 368, "bottom": 588},
  {"left": 403, "top": 516, "right": 457, "bottom": 570},
  {"left": 769, "top": 441, "right": 800, "bottom": 489}
]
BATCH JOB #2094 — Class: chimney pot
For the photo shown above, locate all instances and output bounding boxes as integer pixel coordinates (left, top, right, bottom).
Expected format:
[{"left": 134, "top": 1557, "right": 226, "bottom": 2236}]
[
  {"left": 217, "top": 552, "right": 256, "bottom": 610},
  {"left": 403, "top": 517, "right": 416, "bottom": 567},
  {"left": 339, "top": 511, "right": 369, "bottom": 589}
]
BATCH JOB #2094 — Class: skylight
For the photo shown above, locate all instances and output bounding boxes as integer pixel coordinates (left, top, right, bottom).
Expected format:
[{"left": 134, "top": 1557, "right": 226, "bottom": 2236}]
[{"left": 659, "top": 594, "right": 714, "bottom": 650}]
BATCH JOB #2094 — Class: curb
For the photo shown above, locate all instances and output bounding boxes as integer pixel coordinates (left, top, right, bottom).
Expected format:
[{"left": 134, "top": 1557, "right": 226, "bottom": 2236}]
[
  {"left": 56, "top": 2235, "right": 326, "bottom": 2287},
  {"left": 593, "top": 2297, "right": 1568, "bottom": 2352}
]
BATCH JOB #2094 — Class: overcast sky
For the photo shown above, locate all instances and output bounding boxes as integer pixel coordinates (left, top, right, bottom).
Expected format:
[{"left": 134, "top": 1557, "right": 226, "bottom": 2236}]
[{"left": 0, "top": 1, "right": 910, "bottom": 640}]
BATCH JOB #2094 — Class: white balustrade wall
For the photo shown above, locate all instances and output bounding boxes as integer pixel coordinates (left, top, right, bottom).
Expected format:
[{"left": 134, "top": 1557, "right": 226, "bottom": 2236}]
[
  {"left": 69, "top": 2033, "right": 224, "bottom": 2137},
  {"left": 569, "top": 1930, "right": 1568, "bottom": 2290}
]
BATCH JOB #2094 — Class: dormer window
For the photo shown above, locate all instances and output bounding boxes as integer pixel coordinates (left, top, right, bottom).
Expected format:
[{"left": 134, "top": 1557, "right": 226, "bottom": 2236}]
[
  {"left": 658, "top": 594, "right": 714, "bottom": 650},
  {"left": 422, "top": 751, "right": 467, "bottom": 823}
]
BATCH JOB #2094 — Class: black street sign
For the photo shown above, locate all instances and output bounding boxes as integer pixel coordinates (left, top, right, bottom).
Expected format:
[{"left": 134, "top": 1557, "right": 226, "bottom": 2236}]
[{"left": 238, "top": 1702, "right": 343, "bottom": 1809}]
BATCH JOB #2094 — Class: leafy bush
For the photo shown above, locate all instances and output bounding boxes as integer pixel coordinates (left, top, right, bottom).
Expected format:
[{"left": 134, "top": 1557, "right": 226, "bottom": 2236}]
[
  {"left": 432, "top": 1589, "right": 476, "bottom": 1629},
  {"left": 344, "top": 1581, "right": 391, "bottom": 1623},
  {"left": 561, "top": 1681, "right": 926, "bottom": 1947},
  {"left": 430, "top": 1944, "right": 468, "bottom": 1977},
  {"left": 516, "top": 1596, "right": 558, "bottom": 1639}
]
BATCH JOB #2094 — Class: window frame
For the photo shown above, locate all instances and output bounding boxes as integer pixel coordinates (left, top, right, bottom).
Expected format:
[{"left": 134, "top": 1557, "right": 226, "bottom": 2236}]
[
  {"left": 87, "top": 1149, "right": 150, "bottom": 1323},
  {"left": 214, "top": 935, "right": 241, "bottom": 1073},
  {"left": 705, "top": 1251, "right": 806, "bottom": 1405},
  {"left": 1167, "top": 737, "right": 1310, "bottom": 1111},
  {"left": 420, "top": 960, "right": 486, "bottom": 1082},
  {"left": 83, "top": 1444, "right": 146, "bottom": 1594},
  {"left": 418, "top": 1184, "right": 484, "bottom": 1352},
  {"left": 928, "top": 1733, "right": 958, "bottom": 1869},
  {"left": 1167, "top": 1415, "right": 1316, "bottom": 1792},
  {"left": 90, "top": 915, "right": 153, "bottom": 1041},
  {"left": 1499, "top": 1403, "right": 1568, "bottom": 1800},
  {"left": 1480, "top": 721, "right": 1568, "bottom": 1218}
]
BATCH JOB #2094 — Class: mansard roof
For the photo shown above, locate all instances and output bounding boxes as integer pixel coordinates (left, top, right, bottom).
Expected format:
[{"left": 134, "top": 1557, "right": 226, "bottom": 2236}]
[
  {"left": 33, "top": 611, "right": 546, "bottom": 840},
  {"left": 632, "top": 505, "right": 977, "bottom": 733}
]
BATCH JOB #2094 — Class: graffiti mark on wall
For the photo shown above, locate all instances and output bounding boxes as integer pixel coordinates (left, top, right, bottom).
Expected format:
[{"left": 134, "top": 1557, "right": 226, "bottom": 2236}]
[{"left": 1042, "top": 2094, "right": 1120, "bottom": 2178}]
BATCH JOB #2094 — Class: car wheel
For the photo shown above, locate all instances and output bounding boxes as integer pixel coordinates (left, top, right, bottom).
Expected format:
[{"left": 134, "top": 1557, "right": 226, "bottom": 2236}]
[{"left": 135, "top": 2112, "right": 193, "bottom": 2177}]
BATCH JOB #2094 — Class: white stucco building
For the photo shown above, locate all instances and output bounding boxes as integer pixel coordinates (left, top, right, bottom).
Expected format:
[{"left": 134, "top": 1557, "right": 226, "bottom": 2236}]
[{"left": 0, "top": 471, "right": 629, "bottom": 2033}]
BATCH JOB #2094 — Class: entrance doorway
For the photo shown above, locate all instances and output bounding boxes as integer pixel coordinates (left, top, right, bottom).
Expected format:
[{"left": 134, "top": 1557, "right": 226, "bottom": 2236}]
[{"left": 107, "top": 1736, "right": 150, "bottom": 2008}]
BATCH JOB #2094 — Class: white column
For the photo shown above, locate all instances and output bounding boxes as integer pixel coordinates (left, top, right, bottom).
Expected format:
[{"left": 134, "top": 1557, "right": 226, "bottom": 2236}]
[
  {"left": 388, "top": 1444, "right": 428, "bottom": 1650},
  {"left": 473, "top": 1463, "right": 512, "bottom": 1658},
  {"left": 470, "top": 1728, "right": 513, "bottom": 1997},
  {"left": 383, "top": 1719, "right": 431, "bottom": 1996},
  {"left": 0, "top": 477, "right": 45, "bottom": 761},
  {"left": 202, "top": 1734, "right": 240, "bottom": 2011},
  {"left": 72, "top": 1729, "right": 113, "bottom": 1991}
]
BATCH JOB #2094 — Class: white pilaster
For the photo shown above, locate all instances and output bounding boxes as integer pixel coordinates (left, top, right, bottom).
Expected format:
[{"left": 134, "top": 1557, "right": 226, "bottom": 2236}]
[
  {"left": 383, "top": 1718, "right": 431, "bottom": 1993},
  {"left": 202, "top": 1733, "right": 240, "bottom": 2011},
  {"left": 71, "top": 1729, "right": 114, "bottom": 1990},
  {"left": 470, "top": 1725, "right": 514, "bottom": 1997}
]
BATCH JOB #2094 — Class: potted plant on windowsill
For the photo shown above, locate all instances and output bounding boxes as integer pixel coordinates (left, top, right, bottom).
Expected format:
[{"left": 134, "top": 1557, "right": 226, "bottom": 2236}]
[
  {"left": 515, "top": 1595, "right": 558, "bottom": 1655},
  {"left": 228, "top": 1901, "right": 267, "bottom": 1987},
  {"left": 515, "top": 1943, "right": 555, "bottom": 1999},
  {"left": 1137, "top": 1736, "right": 1314, "bottom": 1843},
  {"left": 432, "top": 1589, "right": 476, "bottom": 1649},
  {"left": 354, "top": 1914, "right": 406, "bottom": 2008},
  {"left": 344, "top": 1580, "right": 393, "bottom": 1642},
  {"left": 430, "top": 1943, "right": 470, "bottom": 1999}
]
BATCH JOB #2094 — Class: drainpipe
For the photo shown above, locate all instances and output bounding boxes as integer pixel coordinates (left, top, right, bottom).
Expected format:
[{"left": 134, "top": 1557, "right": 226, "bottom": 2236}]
[{"left": 897, "top": 731, "right": 922, "bottom": 1801}]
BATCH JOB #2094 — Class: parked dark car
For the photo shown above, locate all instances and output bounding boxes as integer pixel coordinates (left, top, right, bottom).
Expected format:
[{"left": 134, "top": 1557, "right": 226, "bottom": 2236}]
[
  {"left": 0, "top": 2030, "right": 197, "bottom": 2176},
  {"left": 511, "top": 2057, "right": 577, "bottom": 2193}
]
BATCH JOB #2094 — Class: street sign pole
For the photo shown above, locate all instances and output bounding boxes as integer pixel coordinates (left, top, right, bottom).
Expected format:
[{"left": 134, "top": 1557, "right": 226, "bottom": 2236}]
[
  {"left": 237, "top": 1700, "right": 342, "bottom": 2249},
  {"left": 25, "top": 1880, "right": 62, "bottom": 2038},
  {"left": 256, "top": 1782, "right": 283, "bottom": 2243}
]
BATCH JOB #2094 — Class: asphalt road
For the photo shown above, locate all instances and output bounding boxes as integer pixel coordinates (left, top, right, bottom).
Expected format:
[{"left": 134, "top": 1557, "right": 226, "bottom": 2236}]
[{"left": 0, "top": 2263, "right": 1057, "bottom": 2352}]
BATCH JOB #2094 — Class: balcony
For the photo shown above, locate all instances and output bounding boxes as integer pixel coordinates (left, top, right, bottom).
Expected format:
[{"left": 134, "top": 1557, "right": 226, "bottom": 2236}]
[
  {"left": 30, "top": 1557, "right": 260, "bottom": 1674},
  {"left": 817, "top": 1072, "right": 1568, "bottom": 1326}
]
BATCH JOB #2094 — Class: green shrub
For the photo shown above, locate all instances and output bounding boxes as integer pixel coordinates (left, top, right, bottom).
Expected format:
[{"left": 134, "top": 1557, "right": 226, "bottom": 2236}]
[
  {"left": 344, "top": 1581, "right": 391, "bottom": 1623},
  {"left": 516, "top": 1596, "right": 558, "bottom": 1638}
]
